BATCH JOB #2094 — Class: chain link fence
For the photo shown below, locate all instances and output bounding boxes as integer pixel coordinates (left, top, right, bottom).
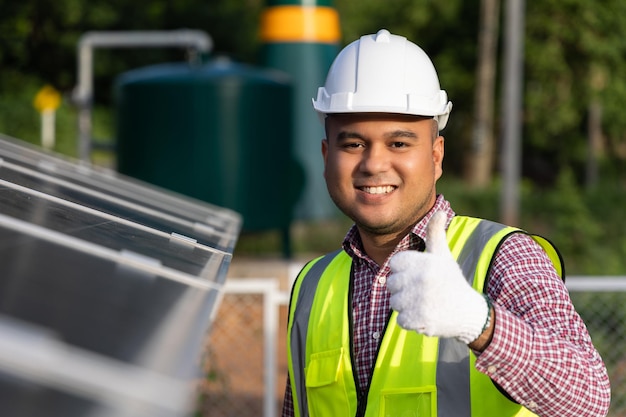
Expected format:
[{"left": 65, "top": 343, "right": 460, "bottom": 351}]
[
  {"left": 570, "top": 289, "right": 626, "bottom": 416},
  {"left": 199, "top": 277, "right": 626, "bottom": 417},
  {"left": 199, "top": 292, "right": 269, "bottom": 416},
  {"left": 198, "top": 278, "right": 287, "bottom": 417}
]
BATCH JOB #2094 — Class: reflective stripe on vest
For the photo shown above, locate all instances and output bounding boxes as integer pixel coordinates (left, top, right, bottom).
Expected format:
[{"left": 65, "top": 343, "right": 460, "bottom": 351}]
[
  {"left": 287, "top": 215, "right": 563, "bottom": 417},
  {"left": 288, "top": 248, "right": 343, "bottom": 416}
]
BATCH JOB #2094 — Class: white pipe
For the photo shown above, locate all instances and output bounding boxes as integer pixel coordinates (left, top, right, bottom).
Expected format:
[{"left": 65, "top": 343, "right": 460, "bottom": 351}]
[
  {"left": 72, "top": 30, "right": 213, "bottom": 162},
  {"left": 566, "top": 277, "right": 626, "bottom": 291}
]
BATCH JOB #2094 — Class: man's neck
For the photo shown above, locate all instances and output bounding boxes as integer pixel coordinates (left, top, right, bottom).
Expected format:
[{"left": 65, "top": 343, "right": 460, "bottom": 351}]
[{"left": 358, "top": 229, "right": 409, "bottom": 266}]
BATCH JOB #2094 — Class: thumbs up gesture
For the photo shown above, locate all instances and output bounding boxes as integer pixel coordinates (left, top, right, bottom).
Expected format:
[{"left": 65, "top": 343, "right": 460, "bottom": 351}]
[{"left": 387, "top": 211, "right": 490, "bottom": 344}]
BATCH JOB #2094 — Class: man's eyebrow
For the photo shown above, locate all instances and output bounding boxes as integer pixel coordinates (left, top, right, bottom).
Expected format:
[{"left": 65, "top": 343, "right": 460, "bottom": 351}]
[
  {"left": 385, "top": 129, "right": 418, "bottom": 139},
  {"left": 333, "top": 129, "right": 418, "bottom": 142},
  {"left": 336, "top": 131, "right": 365, "bottom": 141}
]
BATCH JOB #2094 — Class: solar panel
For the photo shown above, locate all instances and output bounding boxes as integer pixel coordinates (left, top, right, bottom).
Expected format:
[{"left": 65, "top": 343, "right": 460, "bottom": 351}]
[{"left": 0, "top": 133, "right": 242, "bottom": 417}]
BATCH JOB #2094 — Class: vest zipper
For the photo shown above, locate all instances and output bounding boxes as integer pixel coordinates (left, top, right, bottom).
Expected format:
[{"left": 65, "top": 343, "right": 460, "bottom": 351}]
[
  {"left": 353, "top": 309, "right": 393, "bottom": 417},
  {"left": 349, "top": 263, "right": 394, "bottom": 417},
  {"left": 348, "top": 266, "right": 365, "bottom": 417}
]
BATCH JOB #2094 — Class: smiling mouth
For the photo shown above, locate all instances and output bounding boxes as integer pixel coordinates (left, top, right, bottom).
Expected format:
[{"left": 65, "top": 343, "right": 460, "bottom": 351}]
[{"left": 360, "top": 185, "right": 396, "bottom": 195}]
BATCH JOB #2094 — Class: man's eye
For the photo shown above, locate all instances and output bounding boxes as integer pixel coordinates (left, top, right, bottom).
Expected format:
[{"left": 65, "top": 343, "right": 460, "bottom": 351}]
[
  {"left": 344, "top": 142, "right": 364, "bottom": 148},
  {"left": 391, "top": 142, "right": 407, "bottom": 148}
]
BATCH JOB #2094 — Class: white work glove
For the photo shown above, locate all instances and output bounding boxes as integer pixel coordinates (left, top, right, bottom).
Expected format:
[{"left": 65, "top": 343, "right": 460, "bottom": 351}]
[{"left": 387, "top": 211, "right": 489, "bottom": 344}]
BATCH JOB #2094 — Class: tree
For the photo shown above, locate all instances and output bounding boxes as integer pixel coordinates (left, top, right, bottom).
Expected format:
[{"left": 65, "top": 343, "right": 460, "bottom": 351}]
[
  {"left": 524, "top": 0, "right": 626, "bottom": 186},
  {"left": 465, "top": 0, "right": 500, "bottom": 187}
]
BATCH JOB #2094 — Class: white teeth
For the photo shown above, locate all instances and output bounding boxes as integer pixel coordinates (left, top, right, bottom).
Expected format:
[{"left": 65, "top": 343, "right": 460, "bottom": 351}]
[{"left": 362, "top": 186, "right": 394, "bottom": 194}]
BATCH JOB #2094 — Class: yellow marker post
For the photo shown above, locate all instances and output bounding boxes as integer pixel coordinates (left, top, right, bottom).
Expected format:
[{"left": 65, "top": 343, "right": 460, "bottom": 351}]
[{"left": 33, "top": 85, "right": 61, "bottom": 150}]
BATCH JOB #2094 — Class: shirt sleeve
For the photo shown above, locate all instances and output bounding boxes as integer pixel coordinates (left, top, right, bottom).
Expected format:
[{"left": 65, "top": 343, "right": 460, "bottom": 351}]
[{"left": 475, "top": 233, "right": 611, "bottom": 416}]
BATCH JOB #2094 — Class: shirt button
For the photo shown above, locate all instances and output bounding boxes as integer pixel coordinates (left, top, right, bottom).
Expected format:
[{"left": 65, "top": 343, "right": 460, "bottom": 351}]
[
  {"left": 378, "top": 276, "right": 386, "bottom": 285},
  {"left": 527, "top": 401, "right": 538, "bottom": 410},
  {"left": 487, "top": 365, "right": 497, "bottom": 374},
  {"left": 372, "top": 331, "right": 380, "bottom": 340}
]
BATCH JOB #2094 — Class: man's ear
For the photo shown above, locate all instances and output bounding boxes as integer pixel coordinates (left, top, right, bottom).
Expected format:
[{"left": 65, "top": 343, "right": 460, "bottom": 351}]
[{"left": 434, "top": 135, "right": 445, "bottom": 180}]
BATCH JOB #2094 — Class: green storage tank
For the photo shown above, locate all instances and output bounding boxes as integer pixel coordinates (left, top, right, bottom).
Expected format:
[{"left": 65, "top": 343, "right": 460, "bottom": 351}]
[{"left": 114, "top": 58, "right": 301, "bottom": 249}]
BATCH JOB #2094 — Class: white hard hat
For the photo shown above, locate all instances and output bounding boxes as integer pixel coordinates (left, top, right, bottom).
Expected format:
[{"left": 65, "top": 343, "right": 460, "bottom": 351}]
[{"left": 313, "top": 29, "right": 452, "bottom": 130}]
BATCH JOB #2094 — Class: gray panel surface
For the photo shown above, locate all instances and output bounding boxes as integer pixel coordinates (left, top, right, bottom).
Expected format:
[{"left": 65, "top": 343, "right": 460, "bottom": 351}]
[{"left": 0, "top": 134, "right": 242, "bottom": 416}]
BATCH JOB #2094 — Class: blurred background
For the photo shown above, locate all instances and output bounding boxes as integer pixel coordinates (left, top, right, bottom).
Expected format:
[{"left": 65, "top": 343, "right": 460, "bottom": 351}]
[{"left": 1, "top": 0, "right": 626, "bottom": 415}]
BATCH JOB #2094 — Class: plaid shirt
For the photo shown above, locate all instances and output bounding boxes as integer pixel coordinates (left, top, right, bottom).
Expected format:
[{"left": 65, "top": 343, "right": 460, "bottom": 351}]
[{"left": 282, "top": 195, "right": 610, "bottom": 416}]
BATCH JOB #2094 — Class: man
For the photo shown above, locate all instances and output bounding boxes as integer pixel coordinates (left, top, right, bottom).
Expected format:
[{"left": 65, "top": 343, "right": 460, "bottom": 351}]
[{"left": 283, "top": 29, "right": 610, "bottom": 417}]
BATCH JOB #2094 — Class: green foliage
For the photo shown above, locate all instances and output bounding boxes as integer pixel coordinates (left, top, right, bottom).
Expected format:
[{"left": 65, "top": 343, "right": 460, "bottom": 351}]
[
  {"left": 524, "top": 0, "right": 626, "bottom": 180},
  {"left": 0, "top": 71, "right": 42, "bottom": 144},
  {"left": 520, "top": 170, "right": 605, "bottom": 274},
  {"left": 438, "top": 173, "right": 626, "bottom": 275},
  {"left": 440, "top": 172, "right": 626, "bottom": 275},
  {"left": 0, "top": 69, "right": 118, "bottom": 158},
  {"left": 0, "top": 70, "right": 76, "bottom": 155}
]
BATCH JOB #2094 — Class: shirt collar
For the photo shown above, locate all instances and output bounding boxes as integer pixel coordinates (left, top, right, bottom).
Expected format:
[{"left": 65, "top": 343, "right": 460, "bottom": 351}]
[{"left": 342, "top": 194, "right": 455, "bottom": 263}]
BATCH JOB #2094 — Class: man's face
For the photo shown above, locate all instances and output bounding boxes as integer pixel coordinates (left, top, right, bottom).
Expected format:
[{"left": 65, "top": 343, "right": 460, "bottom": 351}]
[{"left": 322, "top": 113, "right": 444, "bottom": 238}]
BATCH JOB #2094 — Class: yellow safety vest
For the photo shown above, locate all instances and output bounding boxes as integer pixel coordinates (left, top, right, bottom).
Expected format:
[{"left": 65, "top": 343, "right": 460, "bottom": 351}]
[{"left": 287, "top": 215, "right": 563, "bottom": 417}]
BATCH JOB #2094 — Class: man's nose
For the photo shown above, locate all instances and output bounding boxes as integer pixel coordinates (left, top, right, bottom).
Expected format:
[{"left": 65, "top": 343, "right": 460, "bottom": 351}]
[{"left": 359, "top": 144, "right": 391, "bottom": 174}]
